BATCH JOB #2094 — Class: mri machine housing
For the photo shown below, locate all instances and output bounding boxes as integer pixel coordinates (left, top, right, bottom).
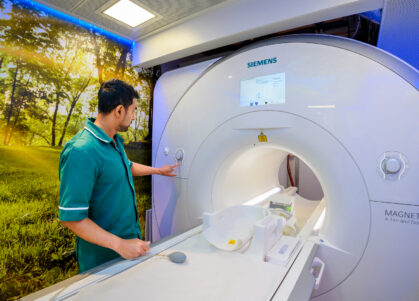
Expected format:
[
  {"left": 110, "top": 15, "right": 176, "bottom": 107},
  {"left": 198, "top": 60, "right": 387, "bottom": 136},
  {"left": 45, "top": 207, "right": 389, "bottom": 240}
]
[
  {"left": 29, "top": 34, "right": 418, "bottom": 301},
  {"left": 151, "top": 34, "right": 419, "bottom": 300}
]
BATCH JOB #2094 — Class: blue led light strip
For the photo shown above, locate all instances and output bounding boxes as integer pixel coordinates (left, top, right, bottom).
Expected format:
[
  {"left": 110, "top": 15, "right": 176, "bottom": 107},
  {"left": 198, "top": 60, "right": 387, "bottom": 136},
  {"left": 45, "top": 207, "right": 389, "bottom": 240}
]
[{"left": 16, "top": 0, "right": 134, "bottom": 47}]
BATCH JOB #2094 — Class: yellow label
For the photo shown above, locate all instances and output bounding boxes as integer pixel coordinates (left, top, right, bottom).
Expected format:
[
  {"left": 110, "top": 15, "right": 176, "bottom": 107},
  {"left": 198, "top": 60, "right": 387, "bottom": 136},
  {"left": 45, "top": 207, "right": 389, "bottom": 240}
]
[
  {"left": 258, "top": 131, "right": 267, "bottom": 142},
  {"left": 228, "top": 239, "right": 236, "bottom": 245}
]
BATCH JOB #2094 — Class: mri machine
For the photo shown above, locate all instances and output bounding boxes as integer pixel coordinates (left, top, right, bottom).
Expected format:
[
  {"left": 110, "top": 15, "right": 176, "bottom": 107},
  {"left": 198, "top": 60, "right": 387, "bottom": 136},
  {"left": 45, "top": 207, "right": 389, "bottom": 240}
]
[{"left": 34, "top": 34, "right": 418, "bottom": 301}]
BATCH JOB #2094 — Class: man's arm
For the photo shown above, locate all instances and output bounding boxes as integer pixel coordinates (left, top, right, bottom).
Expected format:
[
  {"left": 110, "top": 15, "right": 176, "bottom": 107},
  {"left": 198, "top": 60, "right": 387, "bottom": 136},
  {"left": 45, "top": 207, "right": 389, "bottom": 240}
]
[
  {"left": 130, "top": 162, "right": 179, "bottom": 177},
  {"left": 61, "top": 218, "right": 150, "bottom": 259}
]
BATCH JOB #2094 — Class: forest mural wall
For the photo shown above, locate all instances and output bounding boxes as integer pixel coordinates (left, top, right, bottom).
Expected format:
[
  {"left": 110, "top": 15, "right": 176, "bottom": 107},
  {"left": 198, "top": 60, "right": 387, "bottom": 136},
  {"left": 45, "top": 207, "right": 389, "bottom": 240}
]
[{"left": 0, "top": 1, "right": 159, "bottom": 299}]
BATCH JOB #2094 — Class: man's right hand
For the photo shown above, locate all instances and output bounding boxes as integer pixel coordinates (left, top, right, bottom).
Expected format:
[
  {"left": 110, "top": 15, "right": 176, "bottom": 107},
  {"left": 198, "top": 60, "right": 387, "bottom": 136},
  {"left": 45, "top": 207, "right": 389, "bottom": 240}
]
[
  {"left": 60, "top": 218, "right": 151, "bottom": 260},
  {"left": 114, "top": 238, "right": 150, "bottom": 259}
]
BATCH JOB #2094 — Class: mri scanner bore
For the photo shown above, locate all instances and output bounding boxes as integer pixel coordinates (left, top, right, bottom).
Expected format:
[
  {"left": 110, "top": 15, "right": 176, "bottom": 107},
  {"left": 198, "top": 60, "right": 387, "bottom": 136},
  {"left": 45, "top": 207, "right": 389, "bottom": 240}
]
[{"left": 203, "top": 148, "right": 324, "bottom": 239}]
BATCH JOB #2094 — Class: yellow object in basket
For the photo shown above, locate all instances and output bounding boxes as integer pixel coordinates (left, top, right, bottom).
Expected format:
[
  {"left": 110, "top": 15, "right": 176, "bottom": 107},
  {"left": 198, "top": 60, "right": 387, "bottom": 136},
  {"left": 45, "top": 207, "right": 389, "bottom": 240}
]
[{"left": 228, "top": 239, "right": 236, "bottom": 245}]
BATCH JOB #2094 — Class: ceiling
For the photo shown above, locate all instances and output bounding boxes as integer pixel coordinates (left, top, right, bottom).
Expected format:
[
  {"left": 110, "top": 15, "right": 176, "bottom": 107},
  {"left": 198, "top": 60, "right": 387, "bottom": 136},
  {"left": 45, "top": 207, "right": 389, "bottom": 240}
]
[{"left": 35, "top": 0, "right": 229, "bottom": 41}]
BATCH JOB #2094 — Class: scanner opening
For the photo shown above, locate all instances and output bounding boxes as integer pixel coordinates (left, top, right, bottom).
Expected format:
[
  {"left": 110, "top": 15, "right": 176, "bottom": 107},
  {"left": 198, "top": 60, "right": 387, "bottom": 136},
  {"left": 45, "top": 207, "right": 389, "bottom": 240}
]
[{"left": 211, "top": 144, "right": 325, "bottom": 235}]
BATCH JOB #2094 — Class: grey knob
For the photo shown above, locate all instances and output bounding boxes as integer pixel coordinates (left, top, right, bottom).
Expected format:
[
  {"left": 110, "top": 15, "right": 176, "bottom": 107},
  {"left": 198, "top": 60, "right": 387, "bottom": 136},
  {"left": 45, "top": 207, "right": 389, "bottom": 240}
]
[
  {"left": 175, "top": 149, "right": 184, "bottom": 161},
  {"left": 382, "top": 158, "right": 401, "bottom": 174}
]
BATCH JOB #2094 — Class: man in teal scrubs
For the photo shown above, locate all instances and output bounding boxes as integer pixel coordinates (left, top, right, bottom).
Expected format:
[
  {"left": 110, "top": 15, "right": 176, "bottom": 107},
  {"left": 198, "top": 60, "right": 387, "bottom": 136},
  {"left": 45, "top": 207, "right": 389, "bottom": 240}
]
[{"left": 59, "top": 79, "right": 178, "bottom": 272}]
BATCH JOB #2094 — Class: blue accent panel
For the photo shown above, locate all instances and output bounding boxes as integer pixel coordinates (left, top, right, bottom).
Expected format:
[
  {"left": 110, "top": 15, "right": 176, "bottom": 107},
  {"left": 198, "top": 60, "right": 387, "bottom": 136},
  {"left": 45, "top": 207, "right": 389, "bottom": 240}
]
[
  {"left": 15, "top": 0, "right": 134, "bottom": 48},
  {"left": 377, "top": 0, "right": 419, "bottom": 70},
  {"left": 360, "top": 9, "right": 382, "bottom": 24}
]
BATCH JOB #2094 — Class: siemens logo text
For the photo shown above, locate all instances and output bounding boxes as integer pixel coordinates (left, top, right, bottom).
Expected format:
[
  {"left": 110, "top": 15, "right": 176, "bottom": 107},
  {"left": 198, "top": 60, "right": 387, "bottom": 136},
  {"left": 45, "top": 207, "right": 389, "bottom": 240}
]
[{"left": 247, "top": 57, "right": 277, "bottom": 68}]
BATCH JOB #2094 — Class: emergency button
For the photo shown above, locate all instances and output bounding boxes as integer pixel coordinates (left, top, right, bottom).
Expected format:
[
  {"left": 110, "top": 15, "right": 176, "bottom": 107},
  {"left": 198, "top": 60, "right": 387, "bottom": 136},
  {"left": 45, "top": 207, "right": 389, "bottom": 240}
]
[{"left": 382, "top": 158, "right": 401, "bottom": 174}]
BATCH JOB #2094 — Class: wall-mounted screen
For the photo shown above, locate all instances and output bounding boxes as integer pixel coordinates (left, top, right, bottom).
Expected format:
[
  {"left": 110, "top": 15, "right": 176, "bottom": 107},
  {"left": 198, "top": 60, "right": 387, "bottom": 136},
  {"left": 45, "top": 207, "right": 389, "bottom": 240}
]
[{"left": 240, "top": 72, "right": 285, "bottom": 107}]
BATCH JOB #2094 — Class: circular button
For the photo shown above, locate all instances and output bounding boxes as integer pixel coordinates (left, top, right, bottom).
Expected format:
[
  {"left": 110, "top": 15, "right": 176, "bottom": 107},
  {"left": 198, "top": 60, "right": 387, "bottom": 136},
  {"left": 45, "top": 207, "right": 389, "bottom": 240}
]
[
  {"left": 377, "top": 152, "right": 407, "bottom": 180},
  {"left": 383, "top": 158, "right": 401, "bottom": 174},
  {"left": 175, "top": 149, "right": 184, "bottom": 161}
]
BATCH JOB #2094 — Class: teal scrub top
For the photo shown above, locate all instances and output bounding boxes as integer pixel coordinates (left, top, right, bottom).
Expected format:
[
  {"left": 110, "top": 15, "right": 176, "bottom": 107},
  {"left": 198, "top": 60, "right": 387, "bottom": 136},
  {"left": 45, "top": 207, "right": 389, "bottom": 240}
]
[{"left": 58, "top": 118, "right": 141, "bottom": 272}]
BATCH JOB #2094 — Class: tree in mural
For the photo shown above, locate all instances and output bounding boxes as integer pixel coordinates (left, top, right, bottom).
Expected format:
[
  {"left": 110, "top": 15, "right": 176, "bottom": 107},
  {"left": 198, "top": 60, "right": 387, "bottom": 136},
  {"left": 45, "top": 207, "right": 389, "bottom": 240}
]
[
  {"left": 58, "top": 75, "right": 93, "bottom": 146},
  {"left": 0, "top": 1, "right": 151, "bottom": 147},
  {"left": 136, "top": 66, "right": 161, "bottom": 141},
  {"left": 0, "top": 1, "right": 48, "bottom": 145}
]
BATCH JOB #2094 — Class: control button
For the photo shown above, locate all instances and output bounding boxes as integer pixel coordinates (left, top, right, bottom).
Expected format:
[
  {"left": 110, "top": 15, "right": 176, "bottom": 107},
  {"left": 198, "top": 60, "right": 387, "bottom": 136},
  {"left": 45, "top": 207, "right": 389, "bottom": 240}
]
[
  {"left": 377, "top": 151, "right": 408, "bottom": 181},
  {"left": 175, "top": 149, "right": 184, "bottom": 161},
  {"left": 383, "top": 158, "right": 401, "bottom": 174}
]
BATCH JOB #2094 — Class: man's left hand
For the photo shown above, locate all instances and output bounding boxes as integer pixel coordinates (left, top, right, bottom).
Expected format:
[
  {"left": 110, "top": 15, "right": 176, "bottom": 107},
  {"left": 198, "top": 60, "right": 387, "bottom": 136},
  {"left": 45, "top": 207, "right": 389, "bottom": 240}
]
[{"left": 159, "top": 163, "right": 179, "bottom": 177}]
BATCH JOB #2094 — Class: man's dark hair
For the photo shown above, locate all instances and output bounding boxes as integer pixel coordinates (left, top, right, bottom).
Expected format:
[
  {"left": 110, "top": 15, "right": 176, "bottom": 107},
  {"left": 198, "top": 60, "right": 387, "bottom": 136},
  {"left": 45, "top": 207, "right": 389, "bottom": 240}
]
[{"left": 98, "top": 79, "right": 139, "bottom": 114}]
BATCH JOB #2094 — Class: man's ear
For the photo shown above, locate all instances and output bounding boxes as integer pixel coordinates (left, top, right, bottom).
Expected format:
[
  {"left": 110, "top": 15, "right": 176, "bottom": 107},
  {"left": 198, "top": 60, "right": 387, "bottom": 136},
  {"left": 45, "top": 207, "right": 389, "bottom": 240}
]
[{"left": 114, "top": 105, "right": 125, "bottom": 119}]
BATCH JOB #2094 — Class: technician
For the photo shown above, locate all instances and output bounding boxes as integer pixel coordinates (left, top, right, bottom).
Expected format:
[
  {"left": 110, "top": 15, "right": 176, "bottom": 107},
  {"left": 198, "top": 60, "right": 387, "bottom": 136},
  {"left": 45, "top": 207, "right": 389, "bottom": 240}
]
[{"left": 58, "top": 79, "right": 178, "bottom": 272}]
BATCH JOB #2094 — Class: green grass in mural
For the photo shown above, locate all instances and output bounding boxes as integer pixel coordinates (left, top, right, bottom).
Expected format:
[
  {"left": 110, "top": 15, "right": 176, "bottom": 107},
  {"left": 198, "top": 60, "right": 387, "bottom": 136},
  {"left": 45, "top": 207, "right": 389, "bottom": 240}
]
[{"left": 0, "top": 146, "right": 151, "bottom": 300}]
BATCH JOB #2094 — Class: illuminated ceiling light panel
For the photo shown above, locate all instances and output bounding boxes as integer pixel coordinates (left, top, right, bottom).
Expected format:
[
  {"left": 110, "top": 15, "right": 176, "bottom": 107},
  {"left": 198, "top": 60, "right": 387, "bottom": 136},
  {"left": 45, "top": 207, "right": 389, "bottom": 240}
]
[
  {"left": 16, "top": 0, "right": 133, "bottom": 47},
  {"left": 103, "top": 0, "right": 155, "bottom": 27}
]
